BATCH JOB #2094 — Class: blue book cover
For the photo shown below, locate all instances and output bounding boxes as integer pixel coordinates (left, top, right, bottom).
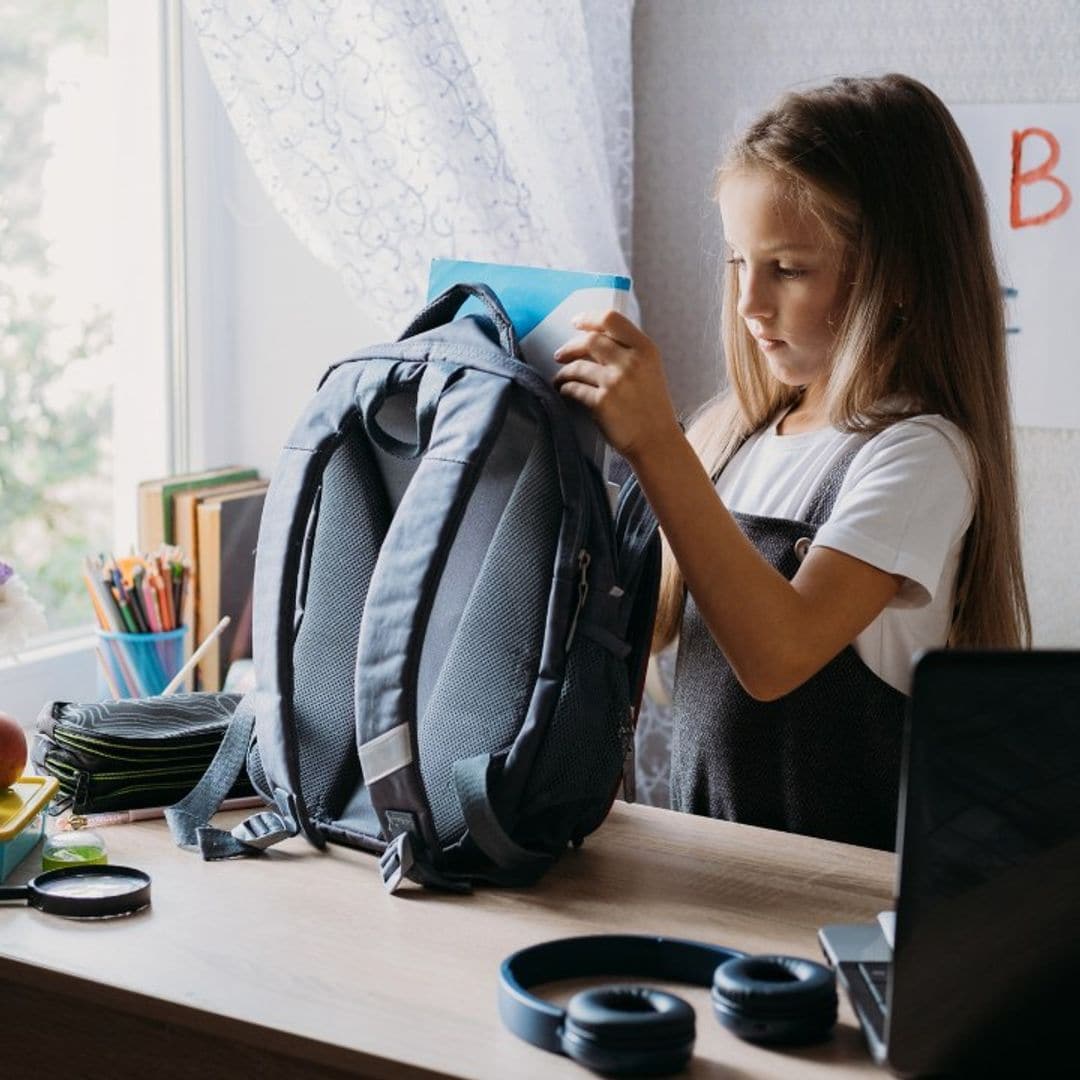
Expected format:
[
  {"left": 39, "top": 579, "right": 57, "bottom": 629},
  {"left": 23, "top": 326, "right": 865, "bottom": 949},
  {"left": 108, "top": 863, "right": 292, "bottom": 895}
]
[{"left": 428, "top": 258, "right": 634, "bottom": 465}]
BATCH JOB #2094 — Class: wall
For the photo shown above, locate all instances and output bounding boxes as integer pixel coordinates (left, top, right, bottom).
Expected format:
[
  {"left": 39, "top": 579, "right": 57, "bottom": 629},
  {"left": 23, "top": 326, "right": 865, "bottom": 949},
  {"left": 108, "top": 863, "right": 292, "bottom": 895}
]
[{"left": 632, "top": 0, "right": 1080, "bottom": 646}]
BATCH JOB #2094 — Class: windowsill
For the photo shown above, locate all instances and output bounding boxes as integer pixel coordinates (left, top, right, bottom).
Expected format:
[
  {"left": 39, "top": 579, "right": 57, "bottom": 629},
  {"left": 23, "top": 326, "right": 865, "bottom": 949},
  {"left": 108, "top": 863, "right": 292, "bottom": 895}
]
[
  {"left": 0, "top": 628, "right": 95, "bottom": 669},
  {"left": 0, "top": 630, "right": 98, "bottom": 729}
]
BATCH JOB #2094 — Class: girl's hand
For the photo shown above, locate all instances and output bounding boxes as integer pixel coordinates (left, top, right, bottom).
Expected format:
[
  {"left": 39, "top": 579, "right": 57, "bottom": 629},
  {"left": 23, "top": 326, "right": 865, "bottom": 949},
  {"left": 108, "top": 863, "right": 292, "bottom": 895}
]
[{"left": 552, "top": 310, "right": 681, "bottom": 463}]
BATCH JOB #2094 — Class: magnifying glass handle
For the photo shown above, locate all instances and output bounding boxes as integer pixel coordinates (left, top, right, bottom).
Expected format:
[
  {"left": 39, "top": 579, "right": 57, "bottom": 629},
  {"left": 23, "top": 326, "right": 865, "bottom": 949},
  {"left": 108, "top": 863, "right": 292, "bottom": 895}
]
[{"left": 0, "top": 886, "right": 29, "bottom": 903}]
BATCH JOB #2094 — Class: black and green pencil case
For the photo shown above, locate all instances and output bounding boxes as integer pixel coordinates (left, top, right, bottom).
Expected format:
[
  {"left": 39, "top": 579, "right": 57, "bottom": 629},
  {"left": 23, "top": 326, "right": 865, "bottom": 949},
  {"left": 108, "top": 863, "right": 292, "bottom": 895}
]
[{"left": 31, "top": 692, "right": 256, "bottom": 814}]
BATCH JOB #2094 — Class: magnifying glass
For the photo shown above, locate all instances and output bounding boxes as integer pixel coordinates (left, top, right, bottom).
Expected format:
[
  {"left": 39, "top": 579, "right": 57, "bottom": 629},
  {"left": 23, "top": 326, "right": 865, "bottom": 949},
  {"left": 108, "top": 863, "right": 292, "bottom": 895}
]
[{"left": 0, "top": 864, "right": 151, "bottom": 919}]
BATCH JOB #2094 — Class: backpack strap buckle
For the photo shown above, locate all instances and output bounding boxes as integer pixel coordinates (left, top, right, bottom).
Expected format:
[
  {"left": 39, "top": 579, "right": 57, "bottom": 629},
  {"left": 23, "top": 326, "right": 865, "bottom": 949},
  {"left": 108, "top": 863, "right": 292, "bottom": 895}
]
[
  {"left": 193, "top": 788, "right": 300, "bottom": 860},
  {"left": 230, "top": 808, "right": 296, "bottom": 850},
  {"left": 378, "top": 817, "right": 471, "bottom": 895},
  {"left": 379, "top": 831, "right": 414, "bottom": 894}
]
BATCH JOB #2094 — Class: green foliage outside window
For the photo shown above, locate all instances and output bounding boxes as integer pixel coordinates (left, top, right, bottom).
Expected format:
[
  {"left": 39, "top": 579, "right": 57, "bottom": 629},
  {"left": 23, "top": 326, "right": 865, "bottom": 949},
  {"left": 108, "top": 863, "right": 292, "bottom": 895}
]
[{"left": 0, "top": 1, "right": 113, "bottom": 634}]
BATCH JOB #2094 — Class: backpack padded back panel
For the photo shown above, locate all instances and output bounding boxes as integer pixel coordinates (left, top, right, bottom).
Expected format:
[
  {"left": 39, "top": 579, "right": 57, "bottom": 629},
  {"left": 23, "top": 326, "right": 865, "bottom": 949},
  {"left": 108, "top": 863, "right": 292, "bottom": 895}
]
[{"left": 419, "top": 410, "right": 560, "bottom": 845}]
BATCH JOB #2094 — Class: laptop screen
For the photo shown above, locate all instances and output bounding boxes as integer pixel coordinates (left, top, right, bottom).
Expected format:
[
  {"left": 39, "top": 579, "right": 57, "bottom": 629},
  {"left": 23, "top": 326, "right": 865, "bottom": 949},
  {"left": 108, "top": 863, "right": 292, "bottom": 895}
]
[{"left": 888, "top": 650, "right": 1080, "bottom": 1076}]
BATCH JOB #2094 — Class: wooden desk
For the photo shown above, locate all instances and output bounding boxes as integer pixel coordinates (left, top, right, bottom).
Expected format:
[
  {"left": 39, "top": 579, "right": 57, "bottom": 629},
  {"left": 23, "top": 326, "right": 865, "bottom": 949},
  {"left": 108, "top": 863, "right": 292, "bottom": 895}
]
[{"left": 0, "top": 803, "right": 892, "bottom": 1078}]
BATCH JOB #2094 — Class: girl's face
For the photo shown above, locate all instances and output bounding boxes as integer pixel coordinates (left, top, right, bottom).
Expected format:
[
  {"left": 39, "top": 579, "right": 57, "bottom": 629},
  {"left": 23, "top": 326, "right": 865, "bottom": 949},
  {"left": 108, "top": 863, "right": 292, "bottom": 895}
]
[{"left": 719, "top": 168, "right": 850, "bottom": 394}]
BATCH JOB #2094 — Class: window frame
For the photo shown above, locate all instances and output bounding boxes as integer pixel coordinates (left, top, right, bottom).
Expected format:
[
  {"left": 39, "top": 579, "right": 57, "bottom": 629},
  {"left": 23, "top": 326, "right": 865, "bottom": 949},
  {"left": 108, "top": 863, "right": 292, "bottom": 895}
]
[{"left": 0, "top": 0, "right": 181, "bottom": 722}]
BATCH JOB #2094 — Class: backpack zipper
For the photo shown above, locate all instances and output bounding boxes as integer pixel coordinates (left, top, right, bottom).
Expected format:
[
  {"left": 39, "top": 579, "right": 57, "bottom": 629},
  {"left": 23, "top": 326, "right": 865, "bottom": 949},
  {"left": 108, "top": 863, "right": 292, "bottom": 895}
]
[{"left": 565, "top": 548, "right": 591, "bottom": 651}]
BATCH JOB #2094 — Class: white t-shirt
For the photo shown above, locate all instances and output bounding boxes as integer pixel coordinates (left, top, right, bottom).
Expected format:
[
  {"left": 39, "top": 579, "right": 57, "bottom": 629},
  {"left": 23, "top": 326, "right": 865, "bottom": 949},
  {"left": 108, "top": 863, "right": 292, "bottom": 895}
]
[{"left": 715, "top": 413, "right": 975, "bottom": 695}]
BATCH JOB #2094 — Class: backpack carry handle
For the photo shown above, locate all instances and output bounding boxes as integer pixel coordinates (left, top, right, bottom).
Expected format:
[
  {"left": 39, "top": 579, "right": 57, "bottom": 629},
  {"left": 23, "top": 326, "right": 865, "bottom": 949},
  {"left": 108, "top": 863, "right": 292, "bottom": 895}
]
[{"left": 399, "top": 283, "right": 520, "bottom": 357}]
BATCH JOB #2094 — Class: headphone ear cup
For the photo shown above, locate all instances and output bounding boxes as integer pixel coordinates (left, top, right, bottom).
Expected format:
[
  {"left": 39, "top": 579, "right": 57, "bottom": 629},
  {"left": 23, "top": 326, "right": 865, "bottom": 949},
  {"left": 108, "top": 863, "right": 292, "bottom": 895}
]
[
  {"left": 711, "top": 955, "right": 837, "bottom": 1045},
  {"left": 562, "top": 985, "right": 696, "bottom": 1076}
]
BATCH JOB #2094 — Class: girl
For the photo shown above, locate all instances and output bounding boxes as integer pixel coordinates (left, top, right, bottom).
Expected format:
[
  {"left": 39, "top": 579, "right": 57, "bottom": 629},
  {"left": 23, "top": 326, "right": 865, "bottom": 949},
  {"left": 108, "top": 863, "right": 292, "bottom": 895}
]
[{"left": 553, "top": 73, "right": 1030, "bottom": 850}]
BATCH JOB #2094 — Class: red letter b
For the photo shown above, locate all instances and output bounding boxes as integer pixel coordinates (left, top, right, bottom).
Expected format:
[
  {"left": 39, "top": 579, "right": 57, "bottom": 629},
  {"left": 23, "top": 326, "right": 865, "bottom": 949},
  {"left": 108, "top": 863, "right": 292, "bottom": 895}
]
[{"left": 1011, "top": 127, "right": 1072, "bottom": 229}]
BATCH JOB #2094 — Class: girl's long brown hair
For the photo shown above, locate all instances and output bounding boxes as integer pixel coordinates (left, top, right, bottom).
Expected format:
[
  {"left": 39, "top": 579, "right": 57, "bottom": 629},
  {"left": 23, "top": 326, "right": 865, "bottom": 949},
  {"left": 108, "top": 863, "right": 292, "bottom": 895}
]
[{"left": 654, "top": 74, "right": 1030, "bottom": 653}]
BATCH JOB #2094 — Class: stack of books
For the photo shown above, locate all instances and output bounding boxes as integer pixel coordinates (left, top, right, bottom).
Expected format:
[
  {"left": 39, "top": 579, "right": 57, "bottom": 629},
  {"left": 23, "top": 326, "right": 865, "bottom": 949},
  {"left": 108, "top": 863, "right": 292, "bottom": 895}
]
[{"left": 137, "top": 467, "right": 268, "bottom": 691}]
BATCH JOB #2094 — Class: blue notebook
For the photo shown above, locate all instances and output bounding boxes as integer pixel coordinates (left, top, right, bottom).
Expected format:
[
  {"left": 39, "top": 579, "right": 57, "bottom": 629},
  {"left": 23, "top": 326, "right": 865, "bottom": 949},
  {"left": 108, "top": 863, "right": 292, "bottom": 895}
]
[{"left": 427, "top": 258, "right": 634, "bottom": 466}]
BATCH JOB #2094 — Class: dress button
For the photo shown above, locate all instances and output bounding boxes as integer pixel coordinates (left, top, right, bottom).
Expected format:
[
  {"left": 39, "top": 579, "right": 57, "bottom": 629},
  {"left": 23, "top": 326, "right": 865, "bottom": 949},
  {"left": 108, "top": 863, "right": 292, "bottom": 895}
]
[{"left": 794, "top": 537, "right": 812, "bottom": 561}]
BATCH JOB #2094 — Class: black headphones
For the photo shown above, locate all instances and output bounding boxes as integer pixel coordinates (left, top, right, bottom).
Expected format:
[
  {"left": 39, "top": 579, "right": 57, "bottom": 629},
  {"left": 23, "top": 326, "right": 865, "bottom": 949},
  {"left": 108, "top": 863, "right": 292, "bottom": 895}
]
[{"left": 498, "top": 934, "right": 837, "bottom": 1075}]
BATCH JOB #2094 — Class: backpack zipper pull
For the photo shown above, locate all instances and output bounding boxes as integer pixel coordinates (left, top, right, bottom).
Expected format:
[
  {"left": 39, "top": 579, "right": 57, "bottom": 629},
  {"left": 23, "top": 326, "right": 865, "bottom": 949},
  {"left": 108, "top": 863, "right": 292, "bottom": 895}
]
[{"left": 565, "top": 549, "right": 591, "bottom": 652}]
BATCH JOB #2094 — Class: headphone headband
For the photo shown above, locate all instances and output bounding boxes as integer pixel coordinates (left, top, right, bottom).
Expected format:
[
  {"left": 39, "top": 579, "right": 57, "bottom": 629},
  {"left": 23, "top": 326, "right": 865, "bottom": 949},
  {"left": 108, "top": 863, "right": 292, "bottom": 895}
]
[
  {"left": 499, "top": 933, "right": 837, "bottom": 1075},
  {"left": 498, "top": 934, "right": 744, "bottom": 1055}
]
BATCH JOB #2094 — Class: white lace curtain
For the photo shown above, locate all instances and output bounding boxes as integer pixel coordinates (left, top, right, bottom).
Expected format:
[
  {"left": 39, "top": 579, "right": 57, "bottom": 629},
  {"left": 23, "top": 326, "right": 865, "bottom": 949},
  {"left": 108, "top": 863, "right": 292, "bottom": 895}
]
[{"left": 184, "top": 0, "right": 635, "bottom": 336}]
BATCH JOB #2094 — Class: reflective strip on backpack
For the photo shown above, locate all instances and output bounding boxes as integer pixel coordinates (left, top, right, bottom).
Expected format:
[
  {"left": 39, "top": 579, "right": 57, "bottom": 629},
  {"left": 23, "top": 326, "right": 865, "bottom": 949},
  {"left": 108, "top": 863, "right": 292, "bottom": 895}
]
[{"left": 358, "top": 723, "right": 414, "bottom": 784}]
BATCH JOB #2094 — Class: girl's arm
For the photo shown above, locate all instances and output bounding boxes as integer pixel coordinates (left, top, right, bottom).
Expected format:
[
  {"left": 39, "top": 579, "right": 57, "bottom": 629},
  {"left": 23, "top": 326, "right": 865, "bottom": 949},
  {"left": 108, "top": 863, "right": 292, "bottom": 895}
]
[{"left": 554, "top": 310, "right": 903, "bottom": 702}]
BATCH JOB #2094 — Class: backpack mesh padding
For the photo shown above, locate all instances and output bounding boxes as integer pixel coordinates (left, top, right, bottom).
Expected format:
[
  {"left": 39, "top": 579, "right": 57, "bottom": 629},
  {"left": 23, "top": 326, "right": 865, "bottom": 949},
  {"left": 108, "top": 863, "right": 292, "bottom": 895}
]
[
  {"left": 291, "top": 421, "right": 391, "bottom": 820},
  {"left": 419, "top": 428, "right": 562, "bottom": 844},
  {"left": 517, "top": 635, "right": 632, "bottom": 850}
]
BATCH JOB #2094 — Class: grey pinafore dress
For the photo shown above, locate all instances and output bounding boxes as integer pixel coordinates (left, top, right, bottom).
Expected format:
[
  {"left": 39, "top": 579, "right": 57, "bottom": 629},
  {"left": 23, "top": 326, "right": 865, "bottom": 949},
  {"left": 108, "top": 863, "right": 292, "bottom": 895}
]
[{"left": 670, "top": 446, "right": 906, "bottom": 851}]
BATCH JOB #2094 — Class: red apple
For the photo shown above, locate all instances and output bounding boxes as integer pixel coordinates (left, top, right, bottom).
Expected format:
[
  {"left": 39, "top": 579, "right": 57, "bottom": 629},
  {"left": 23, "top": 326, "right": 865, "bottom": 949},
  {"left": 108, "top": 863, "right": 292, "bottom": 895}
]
[{"left": 0, "top": 710, "right": 28, "bottom": 789}]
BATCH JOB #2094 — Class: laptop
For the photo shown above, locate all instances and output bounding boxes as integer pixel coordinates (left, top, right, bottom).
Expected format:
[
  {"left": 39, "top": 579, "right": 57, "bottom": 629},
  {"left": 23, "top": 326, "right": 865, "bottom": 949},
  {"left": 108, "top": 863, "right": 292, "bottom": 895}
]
[{"left": 819, "top": 649, "right": 1080, "bottom": 1077}]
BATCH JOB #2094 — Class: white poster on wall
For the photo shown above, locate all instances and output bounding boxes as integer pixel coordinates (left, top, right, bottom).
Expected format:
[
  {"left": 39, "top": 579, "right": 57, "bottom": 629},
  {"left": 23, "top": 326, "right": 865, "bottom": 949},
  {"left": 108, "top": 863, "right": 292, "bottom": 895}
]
[{"left": 950, "top": 105, "right": 1078, "bottom": 430}]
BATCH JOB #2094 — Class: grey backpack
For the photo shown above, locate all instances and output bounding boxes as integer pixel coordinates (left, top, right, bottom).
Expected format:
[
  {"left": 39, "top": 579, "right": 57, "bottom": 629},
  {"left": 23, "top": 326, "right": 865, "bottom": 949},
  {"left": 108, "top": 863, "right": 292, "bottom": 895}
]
[{"left": 167, "top": 284, "right": 661, "bottom": 892}]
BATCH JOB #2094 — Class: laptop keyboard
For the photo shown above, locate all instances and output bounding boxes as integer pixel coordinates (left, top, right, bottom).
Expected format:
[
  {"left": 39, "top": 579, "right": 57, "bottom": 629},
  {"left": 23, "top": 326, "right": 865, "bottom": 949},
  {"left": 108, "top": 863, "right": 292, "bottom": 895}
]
[
  {"left": 838, "top": 961, "right": 889, "bottom": 1044},
  {"left": 859, "top": 961, "right": 889, "bottom": 1011}
]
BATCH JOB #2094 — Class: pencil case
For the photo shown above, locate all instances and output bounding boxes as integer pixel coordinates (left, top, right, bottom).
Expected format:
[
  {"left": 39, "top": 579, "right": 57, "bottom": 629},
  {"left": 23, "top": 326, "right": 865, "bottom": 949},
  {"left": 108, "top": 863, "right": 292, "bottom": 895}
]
[{"left": 31, "top": 692, "right": 256, "bottom": 814}]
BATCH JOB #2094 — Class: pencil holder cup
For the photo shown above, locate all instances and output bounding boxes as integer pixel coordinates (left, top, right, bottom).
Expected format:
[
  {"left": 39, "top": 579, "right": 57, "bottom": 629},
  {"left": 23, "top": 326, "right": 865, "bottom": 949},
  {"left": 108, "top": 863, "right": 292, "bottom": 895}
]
[{"left": 96, "top": 628, "right": 189, "bottom": 699}]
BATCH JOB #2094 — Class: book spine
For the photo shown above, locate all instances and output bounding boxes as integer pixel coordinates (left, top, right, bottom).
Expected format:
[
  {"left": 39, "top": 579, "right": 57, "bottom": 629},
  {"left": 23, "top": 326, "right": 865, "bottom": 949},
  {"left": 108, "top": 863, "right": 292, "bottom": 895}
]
[{"left": 195, "top": 503, "right": 223, "bottom": 691}]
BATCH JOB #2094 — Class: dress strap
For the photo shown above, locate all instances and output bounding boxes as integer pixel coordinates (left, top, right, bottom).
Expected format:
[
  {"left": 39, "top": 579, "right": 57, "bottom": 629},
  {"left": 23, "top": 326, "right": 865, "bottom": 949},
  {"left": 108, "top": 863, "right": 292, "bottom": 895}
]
[{"left": 803, "top": 441, "right": 865, "bottom": 526}]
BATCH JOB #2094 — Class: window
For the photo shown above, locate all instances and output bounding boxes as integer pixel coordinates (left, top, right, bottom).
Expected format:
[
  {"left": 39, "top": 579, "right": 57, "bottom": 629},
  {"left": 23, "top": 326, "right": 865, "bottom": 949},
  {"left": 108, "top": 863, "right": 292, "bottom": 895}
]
[
  {"left": 0, "top": 1, "right": 172, "bottom": 646},
  {"left": 0, "top": 1, "right": 365, "bottom": 723}
]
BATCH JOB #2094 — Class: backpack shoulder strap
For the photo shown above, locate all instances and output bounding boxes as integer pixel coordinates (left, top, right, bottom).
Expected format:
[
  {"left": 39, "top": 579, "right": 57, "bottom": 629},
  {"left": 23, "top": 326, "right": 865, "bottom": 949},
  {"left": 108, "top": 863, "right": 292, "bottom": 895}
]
[
  {"left": 355, "top": 363, "right": 516, "bottom": 880},
  {"left": 610, "top": 476, "right": 662, "bottom": 803},
  {"left": 165, "top": 692, "right": 300, "bottom": 859},
  {"left": 250, "top": 354, "right": 461, "bottom": 846}
]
